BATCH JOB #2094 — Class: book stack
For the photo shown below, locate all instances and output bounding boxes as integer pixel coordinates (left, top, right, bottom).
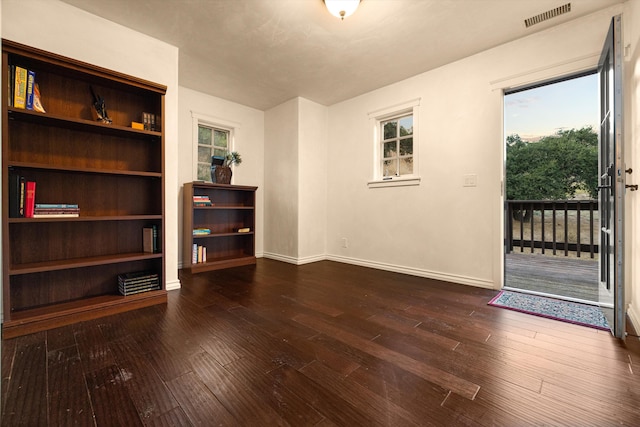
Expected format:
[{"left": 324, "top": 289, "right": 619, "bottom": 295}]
[
  {"left": 8, "top": 65, "right": 45, "bottom": 112},
  {"left": 9, "top": 172, "right": 36, "bottom": 218},
  {"left": 34, "top": 204, "right": 79, "bottom": 218},
  {"left": 142, "top": 112, "right": 157, "bottom": 131},
  {"left": 192, "top": 244, "right": 207, "bottom": 264},
  {"left": 118, "top": 271, "right": 160, "bottom": 296},
  {"left": 193, "top": 195, "right": 212, "bottom": 207},
  {"left": 192, "top": 227, "right": 211, "bottom": 236}
]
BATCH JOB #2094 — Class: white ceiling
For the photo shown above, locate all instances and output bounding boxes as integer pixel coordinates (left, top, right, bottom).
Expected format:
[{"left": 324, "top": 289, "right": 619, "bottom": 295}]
[{"left": 60, "top": 0, "right": 622, "bottom": 110}]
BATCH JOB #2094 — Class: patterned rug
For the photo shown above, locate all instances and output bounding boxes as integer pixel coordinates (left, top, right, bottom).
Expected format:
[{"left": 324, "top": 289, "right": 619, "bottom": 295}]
[{"left": 488, "top": 290, "right": 610, "bottom": 331}]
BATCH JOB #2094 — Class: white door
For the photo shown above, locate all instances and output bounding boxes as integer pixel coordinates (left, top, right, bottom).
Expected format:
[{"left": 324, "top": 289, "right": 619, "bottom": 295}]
[{"left": 597, "top": 15, "right": 625, "bottom": 339}]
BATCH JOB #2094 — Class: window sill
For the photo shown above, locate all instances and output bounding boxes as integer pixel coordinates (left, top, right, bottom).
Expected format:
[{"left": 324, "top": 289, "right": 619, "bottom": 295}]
[{"left": 367, "top": 176, "right": 421, "bottom": 188}]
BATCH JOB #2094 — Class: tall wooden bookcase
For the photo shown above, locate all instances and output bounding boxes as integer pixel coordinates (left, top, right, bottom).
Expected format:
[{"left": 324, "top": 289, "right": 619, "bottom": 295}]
[
  {"left": 2, "top": 40, "right": 167, "bottom": 338},
  {"left": 183, "top": 182, "right": 257, "bottom": 273}
]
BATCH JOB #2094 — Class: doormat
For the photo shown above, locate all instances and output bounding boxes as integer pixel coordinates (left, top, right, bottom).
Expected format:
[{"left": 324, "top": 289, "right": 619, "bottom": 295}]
[{"left": 488, "top": 290, "right": 610, "bottom": 331}]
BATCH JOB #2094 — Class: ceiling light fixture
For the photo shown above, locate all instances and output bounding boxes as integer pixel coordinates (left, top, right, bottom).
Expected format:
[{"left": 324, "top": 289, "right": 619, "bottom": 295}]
[{"left": 324, "top": 0, "right": 361, "bottom": 20}]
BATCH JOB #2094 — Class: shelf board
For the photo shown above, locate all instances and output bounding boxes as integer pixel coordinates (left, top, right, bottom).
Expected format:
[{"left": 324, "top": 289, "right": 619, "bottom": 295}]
[
  {"left": 2, "top": 290, "right": 167, "bottom": 339},
  {"left": 9, "top": 252, "right": 163, "bottom": 276},
  {"left": 189, "top": 255, "right": 256, "bottom": 273},
  {"left": 8, "top": 161, "right": 162, "bottom": 177},
  {"left": 8, "top": 215, "right": 163, "bottom": 223},
  {"left": 7, "top": 107, "right": 162, "bottom": 139}
]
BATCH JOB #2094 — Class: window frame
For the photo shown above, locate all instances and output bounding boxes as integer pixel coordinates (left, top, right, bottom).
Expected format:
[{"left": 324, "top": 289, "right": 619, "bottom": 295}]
[
  {"left": 367, "top": 98, "right": 421, "bottom": 188},
  {"left": 191, "top": 111, "right": 240, "bottom": 183}
]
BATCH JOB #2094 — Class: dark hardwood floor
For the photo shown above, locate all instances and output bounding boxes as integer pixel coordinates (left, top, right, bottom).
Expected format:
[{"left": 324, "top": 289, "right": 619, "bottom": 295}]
[{"left": 2, "top": 259, "right": 639, "bottom": 426}]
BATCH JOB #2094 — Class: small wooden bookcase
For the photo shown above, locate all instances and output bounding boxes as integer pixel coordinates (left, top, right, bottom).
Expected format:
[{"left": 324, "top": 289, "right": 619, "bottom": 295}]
[
  {"left": 2, "top": 40, "right": 167, "bottom": 338},
  {"left": 183, "top": 182, "right": 257, "bottom": 273}
]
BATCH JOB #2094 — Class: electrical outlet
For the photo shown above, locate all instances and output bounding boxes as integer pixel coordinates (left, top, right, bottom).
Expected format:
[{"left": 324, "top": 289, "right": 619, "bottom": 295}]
[{"left": 341, "top": 237, "right": 348, "bottom": 248}]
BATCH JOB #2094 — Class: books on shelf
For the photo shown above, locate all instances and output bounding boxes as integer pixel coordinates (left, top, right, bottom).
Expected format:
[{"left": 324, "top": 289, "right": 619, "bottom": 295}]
[
  {"left": 118, "top": 271, "right": 160, "bottom": 296},
  {"left": 33, "top": 203, "right": 79, "bottom": 218},
  {"left": 13, "top": 66, "right": 27, "bottom": 109},
  {"left": 193, "top": 195, "right": 212, "bottom": 207},
  {"left": 237, "top": 227, "right": 251, "bottom": 233},
  {"left": 25, "top": 70, "right": 35, "bottom": 110},
  {"left": 9, "top": 65, "right": 45, "bottom": 112},
  {"left": 143, "top": 225, "right": 159, "bottom": 253},
  {"left": 9, "top": 172, "right": 25, "bottom": 218},
  {"left": 25, "top": 181, "right": 36, "bottom": 218},
  {"left": 192, "top": 244, "right": 207, "bottom": 264},
  {"left": 142, "top": 112, "right": 157, "bottom": 131}
]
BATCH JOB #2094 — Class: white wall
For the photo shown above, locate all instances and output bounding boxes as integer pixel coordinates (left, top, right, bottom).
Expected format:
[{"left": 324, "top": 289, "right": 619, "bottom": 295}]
[
  {"left": 625, "top": 0, "right": 640, "bottom": 332},
  {"left": 325, "top": 5, "right": 625, "bottom": 290},
  {"left": 177, "top": 86, "right": 265, "bottom": 264},
  {"left": 298, "top": 98, "right": 328, "bottom": 262},
  {"left": 264, "top": 99, "right": 300, "bottom": 260},
  {"left": 263, "top": 97, "right": 328, "bottom": 264},
  {"left": 1, "top": 0, "right": 181, "bottom": 290}
]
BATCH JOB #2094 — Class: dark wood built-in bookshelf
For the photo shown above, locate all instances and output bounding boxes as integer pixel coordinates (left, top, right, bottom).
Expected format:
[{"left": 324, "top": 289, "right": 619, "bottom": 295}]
[
  {"left": 183, "top": 182, "right": 257, "bottom": 273},
  {"left": 2, "top": 40, "right": 167, "bottom": 338}
]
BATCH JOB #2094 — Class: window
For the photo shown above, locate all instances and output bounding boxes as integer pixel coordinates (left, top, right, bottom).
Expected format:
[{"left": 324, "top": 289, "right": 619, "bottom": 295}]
[
  {"left": 191, "top": 112, "right": 240, "bottom": 183},
  {"left": 381, "top": 114, "right": 413, "bottom": 177},
  {"left": 197, "top": 125, "right": 229, "bottom": 181},
  {"left": 368, "top": 98, "right": 420, "bottom": 188}
]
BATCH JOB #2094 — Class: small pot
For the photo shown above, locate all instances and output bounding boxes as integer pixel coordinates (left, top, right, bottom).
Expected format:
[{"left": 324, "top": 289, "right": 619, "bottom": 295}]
[{"left": 214, "top": 166, "right": 232, "bottom": 184}]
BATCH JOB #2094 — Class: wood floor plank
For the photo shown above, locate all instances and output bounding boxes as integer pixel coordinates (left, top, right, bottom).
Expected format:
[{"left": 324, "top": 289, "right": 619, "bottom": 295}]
[
  {"left": 85, "top": 364, "right": 143, "bottom": 426},
  {"left": 269, "top": 364, "right": 382, "bottom": 426},
  {"left": 224, "top": 354, "right": 325, "bottom": 426},
  {"left": 143, "top": 407, "right": 193, "bottom": 427},
  {"left": 165, "top": 371, "right": 236, "bottom": 426},
  {"left": 47, "top": 345, "right": 94, "bottom": 427},
  {"left": 109, "top": 337, "right": 181, "bottom": 423},
  {"left": 1, "top": 336, "right": 17, "bottom": 415},
  {"left": 2, "top": 340, "right": 48, "bottom": 426},
  {"left": 189, "top": 351, "right": 287, "bottom": 426},
  {"left": 293, "top": 312, "right": 481, "bottom": 401},
  {"left": 300, "top": 360, "right": 423, "bottom": 426}
]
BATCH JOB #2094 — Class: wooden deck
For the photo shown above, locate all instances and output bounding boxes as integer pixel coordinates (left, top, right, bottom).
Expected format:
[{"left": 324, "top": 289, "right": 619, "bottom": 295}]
[{"left": 505, "top": 252, "right": 599, "bottom": 302}]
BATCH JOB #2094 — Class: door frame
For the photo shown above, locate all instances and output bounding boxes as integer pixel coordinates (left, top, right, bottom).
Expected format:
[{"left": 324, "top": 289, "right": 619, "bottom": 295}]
[{"left": 598, "top": 14, "right": 626, "bottom": 339}]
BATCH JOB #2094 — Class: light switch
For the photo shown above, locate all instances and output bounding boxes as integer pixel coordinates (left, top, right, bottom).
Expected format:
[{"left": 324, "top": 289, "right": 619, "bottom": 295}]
[{"left": 463, "top": 174, "right": 478, "bottom": 187}]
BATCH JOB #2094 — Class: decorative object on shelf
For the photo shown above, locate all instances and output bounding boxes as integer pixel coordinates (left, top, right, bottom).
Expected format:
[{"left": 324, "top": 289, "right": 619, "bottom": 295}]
[
  {"left": 210, "top": 155, "right": 225, "bottom": 183},
  {"left": 90, "top": 86, "right": 112, "bottom": 124},
  {"left": 214, "top": 151, "right": 242, "bottom": 185},
  {"left": 323, "top": 0, "right": 360, "bottom": 20}
]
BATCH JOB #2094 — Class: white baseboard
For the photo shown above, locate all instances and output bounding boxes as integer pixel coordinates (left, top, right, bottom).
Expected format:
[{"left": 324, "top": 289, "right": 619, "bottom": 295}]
[
  {"left": 166, "top": 278, "right": 181, "bottom": 291},
  {"left": 326, "top": 254, "right": 496, "bottom": 289},
  {"left": 263, "top": 252, "right": 325, "bottom": 265}
]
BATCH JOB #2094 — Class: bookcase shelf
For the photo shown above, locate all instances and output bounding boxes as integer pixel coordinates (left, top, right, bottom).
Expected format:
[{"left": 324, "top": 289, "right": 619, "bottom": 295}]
[
  {"left": 2, "top": 39, "right": 167, "bottom": 338},
  {"left": 183, "top": 182, "right": 257, "bottom": 273}
]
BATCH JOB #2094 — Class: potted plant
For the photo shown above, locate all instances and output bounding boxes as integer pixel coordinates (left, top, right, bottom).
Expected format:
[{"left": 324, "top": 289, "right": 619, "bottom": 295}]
[{"left": 214, "top": 151, "right": 242, "bottom": 184}]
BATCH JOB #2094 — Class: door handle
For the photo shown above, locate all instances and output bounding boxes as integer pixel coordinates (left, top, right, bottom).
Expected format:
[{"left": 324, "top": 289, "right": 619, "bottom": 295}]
[{"left": 626, "top": 184, "right": 638, "bottom": 191}]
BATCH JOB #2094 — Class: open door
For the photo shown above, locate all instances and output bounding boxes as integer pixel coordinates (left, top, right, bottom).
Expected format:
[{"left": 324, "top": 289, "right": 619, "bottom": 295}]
[{"left": 598, "top": 14, "right": 625, "bottom": 339}]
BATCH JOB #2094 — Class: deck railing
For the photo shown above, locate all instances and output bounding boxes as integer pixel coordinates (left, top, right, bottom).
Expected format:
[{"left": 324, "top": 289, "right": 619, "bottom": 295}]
[{"left": 506, "top": 200, "right": 598, "bottom": 258}]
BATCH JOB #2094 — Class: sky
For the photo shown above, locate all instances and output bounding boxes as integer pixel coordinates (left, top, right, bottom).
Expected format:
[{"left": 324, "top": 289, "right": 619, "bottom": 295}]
[{"left": 504, "top": 73, "right": 599, "bottom": 142}]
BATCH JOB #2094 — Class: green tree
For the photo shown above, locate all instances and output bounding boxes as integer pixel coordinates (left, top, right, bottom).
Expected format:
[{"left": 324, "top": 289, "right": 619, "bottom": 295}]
[{"left": 506, "top": 126, "right": 598, "bottom": 202}]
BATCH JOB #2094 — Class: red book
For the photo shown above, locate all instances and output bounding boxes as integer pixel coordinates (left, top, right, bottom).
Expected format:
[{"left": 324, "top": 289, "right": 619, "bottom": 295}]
[{"left": 25, "top": 181, "right": 36, "bottom": 218}]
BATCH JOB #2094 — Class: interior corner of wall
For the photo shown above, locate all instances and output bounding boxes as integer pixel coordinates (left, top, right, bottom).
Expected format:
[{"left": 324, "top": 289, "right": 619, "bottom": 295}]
[{"left": 628, "top": 302, "right": 640, "bottom": 335}]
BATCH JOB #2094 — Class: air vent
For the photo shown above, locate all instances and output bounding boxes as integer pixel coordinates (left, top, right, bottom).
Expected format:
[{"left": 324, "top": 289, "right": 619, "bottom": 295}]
[{"left": 524, "top": 3, "right": 571, "bottom": 28}]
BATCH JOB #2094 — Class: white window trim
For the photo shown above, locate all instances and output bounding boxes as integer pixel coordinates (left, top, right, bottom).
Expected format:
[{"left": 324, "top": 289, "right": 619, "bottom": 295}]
[
  {"left": 367, "top": 98, "right": 421, "bottom": 188},
  {"left": 191, "top": 111, "right": 241, "bottom": 182}
]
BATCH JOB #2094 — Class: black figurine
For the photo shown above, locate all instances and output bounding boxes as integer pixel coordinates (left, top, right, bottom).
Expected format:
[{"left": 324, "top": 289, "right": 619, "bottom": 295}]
[{"left": 90, "top": 86, "right": 112, "bottom": 124}]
